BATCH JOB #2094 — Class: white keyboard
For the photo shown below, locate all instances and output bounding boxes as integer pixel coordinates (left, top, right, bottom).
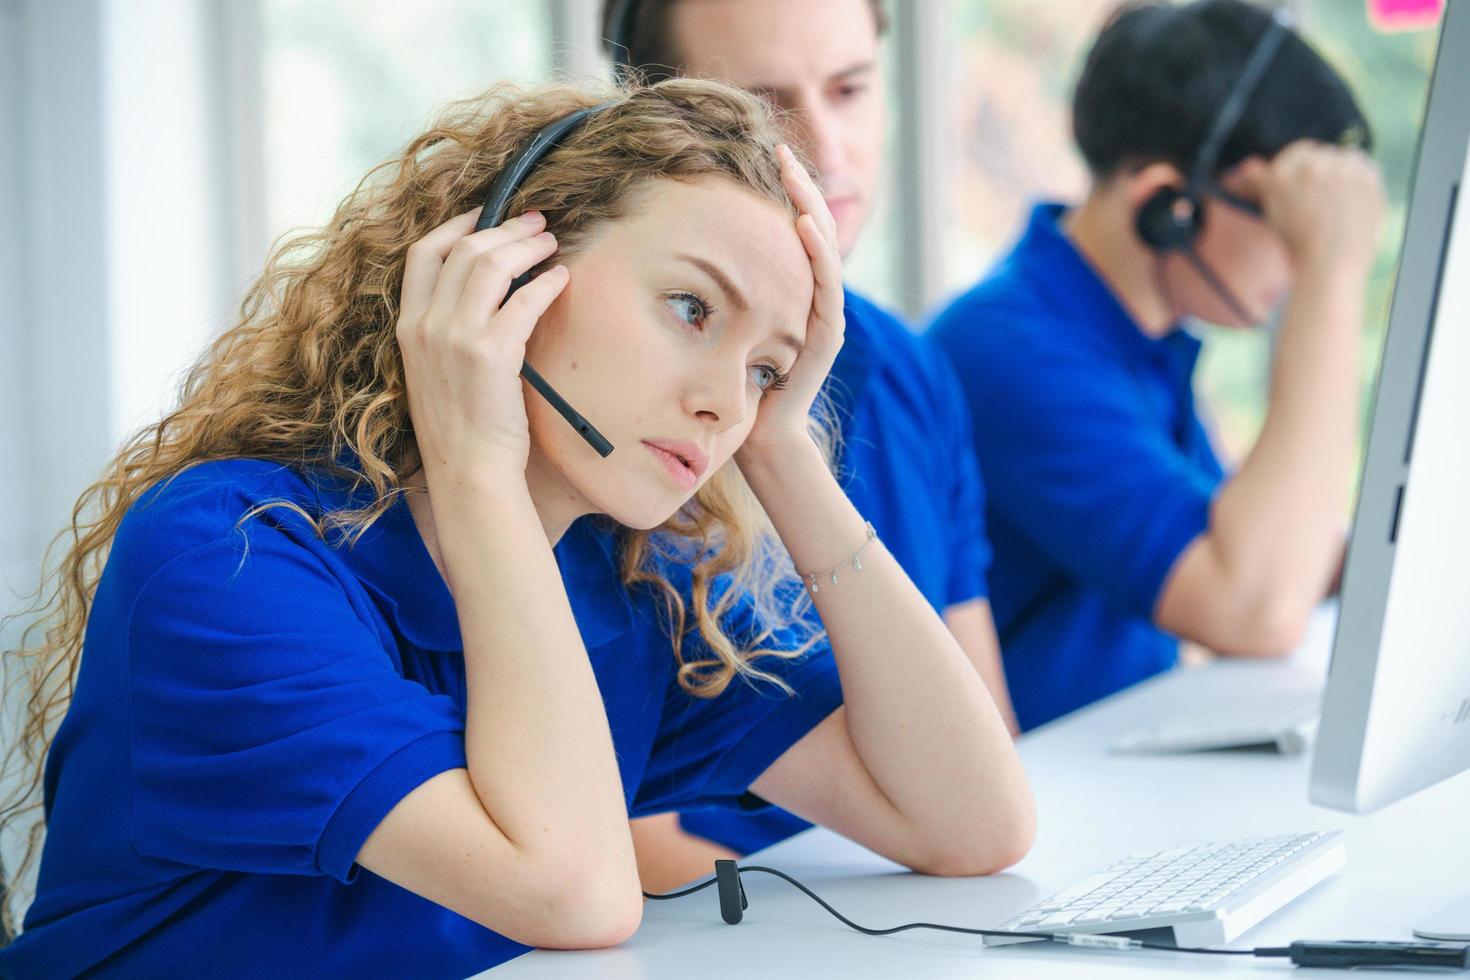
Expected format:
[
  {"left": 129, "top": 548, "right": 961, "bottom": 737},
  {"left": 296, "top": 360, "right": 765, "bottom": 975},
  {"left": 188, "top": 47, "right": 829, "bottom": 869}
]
[
  {"left": 986, "top": 831, "right": 1345, "bottom": 949},
  {"left": 1110, "top": 691, "right": 1320, "bottom": 755}
]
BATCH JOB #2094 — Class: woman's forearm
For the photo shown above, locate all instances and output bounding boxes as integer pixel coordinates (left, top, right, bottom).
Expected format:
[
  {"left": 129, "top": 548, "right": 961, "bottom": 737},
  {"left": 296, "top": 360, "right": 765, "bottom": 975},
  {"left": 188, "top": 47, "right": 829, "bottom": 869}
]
[
  {"left": 739, "top": 443, "right": 1033, "bottom": 845},
  {"left": 428, "top": 464, "right": 636, "bottom": 878}
]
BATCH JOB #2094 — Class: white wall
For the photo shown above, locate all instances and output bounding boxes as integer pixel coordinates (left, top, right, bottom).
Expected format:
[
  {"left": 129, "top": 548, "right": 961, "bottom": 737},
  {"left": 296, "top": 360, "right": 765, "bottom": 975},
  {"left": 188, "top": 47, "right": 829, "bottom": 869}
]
[
  {"left": 0, "top": 0, "right": 34, "bottom": 640},
  {"left": 3, "top": 0, "right": 113, "bottom": 655},
  {"left": 102, "top": 0, "right": 240, "bottom": 442},
  {"left": 1, "top": 0, "right": 248, "bottom": 619}
]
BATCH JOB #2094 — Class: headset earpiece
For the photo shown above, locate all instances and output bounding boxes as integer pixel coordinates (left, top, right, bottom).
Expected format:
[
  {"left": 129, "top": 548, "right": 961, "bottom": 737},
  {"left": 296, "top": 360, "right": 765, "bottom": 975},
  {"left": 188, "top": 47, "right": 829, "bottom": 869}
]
[
  {"left": 1136, "top": 184, "right": 1258, "bottom": 324},
  {"left": 1135, "top": 9, "right": 1293, "bottom": 258},
  {"left": 1136, "top": 185, "right": 1203, "bottom": 253}
]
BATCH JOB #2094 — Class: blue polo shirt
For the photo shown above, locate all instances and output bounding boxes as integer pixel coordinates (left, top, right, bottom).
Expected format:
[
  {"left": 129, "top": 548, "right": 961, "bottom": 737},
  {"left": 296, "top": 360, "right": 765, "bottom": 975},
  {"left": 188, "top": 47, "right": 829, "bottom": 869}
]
[
  {"left": 929, "top": 201, "right": 1225, "bottom": 732},
  {"left": 676, "top": 287, "right": 993, "bottom": 854},
  {"left": 1, "top": 459, "right": 842, "bottom": 979}
]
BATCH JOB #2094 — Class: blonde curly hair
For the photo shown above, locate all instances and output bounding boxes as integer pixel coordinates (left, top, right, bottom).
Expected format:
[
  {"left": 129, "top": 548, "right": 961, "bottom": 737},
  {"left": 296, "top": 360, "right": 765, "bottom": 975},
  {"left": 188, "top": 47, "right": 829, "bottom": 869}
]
[{"left": 0, "top": 76, "right": 836, "bottom": 921}]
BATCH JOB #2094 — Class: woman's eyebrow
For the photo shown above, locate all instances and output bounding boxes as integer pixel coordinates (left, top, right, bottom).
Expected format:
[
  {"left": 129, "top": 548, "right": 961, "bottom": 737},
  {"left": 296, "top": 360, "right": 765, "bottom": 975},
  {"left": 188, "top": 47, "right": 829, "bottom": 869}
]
[
  {"left": 773, "top": 332, "right": 805, "bottom": 357},
  {"left": 671, "top": 252, "right": 803, "bottom": 355},
  {"left": 673, "top": 253, "right": 749, "bottom": 313}
]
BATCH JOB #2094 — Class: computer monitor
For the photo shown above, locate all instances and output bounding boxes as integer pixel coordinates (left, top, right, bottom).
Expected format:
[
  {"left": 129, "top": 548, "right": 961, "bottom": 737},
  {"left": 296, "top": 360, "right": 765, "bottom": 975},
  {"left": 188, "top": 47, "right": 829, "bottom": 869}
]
[{"left": 1309, "top": 0, "right": 1467, "bottom": 940}]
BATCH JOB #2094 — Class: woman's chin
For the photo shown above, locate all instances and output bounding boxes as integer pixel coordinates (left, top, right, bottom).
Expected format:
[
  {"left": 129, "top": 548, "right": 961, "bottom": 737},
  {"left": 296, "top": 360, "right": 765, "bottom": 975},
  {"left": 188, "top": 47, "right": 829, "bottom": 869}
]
[
  {"left": 610, "top": 502, "right": 684, "bottom": 532},
  {"left": 582, "top": 487, "right": 685, "bottom": 532}
]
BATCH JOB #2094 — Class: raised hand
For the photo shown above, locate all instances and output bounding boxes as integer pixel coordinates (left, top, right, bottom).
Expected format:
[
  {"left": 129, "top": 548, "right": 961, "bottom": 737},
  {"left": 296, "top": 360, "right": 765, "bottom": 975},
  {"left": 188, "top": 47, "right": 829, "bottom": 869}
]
[
  {"left": 396, "top": 207, "right": 569, "bottom": 477},
  {"left": 739, "top": 144, "right": 848, "bottom": 462},
  {"left": 1233, "top": 140, "right": 1384, "bottom": 280}
]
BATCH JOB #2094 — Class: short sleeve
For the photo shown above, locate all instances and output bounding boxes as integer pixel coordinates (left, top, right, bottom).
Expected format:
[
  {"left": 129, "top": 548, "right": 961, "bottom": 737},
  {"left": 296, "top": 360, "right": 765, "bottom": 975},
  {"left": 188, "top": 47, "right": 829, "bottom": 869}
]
[
  {"left": 951, "top": 326, "right": 1217, "bottom": 618},
  {"left": 925, "top": 342, "right": 993, "bottom": 608},
  {"left": 126, "top": 519, "right": 466, "bottom": 883},
  {"left": 633, "top": 593, "right": 843, "bottom": 815}
]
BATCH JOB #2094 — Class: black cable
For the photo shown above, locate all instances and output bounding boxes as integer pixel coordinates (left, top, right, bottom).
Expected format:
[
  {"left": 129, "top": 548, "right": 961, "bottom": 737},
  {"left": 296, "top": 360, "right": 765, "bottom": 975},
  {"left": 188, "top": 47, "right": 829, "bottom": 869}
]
[
  {"left": 642, "top": 875, "right": 720, "bottom": 902},
  {"left": 644, "top": 864, "right": 1469, "bottom": 970},
  {"left": 736, "top": 865, "right": 1052, "bottom": 941},
  {"left": 643, "top": 863, "right": 1257, "bottom": 955}
]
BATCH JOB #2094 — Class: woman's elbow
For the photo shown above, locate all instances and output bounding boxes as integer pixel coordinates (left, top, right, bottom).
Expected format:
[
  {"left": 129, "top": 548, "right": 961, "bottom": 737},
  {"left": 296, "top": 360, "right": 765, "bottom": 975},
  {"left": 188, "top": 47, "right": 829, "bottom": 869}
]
[
  {"left": 911, "top": 797, "right": 1037, "bottom": 877},
  {"left": 916, "top": 830, "right": 1033, "bottom": 878},
  {"left": 499, "top": 868, "right": 644, "bottom": 950},
  {"left": 546, "top": 893, "right": 644, "bottom": 950}
]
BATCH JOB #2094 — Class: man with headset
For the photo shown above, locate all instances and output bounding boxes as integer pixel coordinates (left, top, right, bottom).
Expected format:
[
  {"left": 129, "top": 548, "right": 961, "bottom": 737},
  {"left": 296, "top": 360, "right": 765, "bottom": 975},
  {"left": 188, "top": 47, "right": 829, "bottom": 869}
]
[
  {"left": 600, "top": 0, "right": 1018, "bottom": 889},
  {"left": 929, "top": 0, "right": 1384, "bottom": 733}
]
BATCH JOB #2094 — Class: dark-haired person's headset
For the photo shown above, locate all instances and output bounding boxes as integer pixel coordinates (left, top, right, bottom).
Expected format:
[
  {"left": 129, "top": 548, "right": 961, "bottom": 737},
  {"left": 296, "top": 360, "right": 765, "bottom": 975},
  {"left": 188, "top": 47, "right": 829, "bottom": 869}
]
[
  {"left": 1134, "top": 6, "right": 1294, "bottom": 325},
  {"left": 476, "top": 101, "right": 619, "bottom": 457}
]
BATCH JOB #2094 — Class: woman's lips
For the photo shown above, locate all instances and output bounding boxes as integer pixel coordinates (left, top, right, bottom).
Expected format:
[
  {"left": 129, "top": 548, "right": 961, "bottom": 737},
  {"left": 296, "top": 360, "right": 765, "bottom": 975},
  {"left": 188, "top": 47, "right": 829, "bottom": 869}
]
[{"left": 643, "top": 441, "right": 698, "bottom": 490}]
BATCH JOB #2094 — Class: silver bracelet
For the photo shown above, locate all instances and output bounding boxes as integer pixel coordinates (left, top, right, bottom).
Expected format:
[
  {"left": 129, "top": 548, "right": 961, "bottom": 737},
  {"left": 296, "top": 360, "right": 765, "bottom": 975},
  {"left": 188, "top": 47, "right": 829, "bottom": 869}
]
[{"left": 801, "top": 521, "right": 878, "bottom": 595}]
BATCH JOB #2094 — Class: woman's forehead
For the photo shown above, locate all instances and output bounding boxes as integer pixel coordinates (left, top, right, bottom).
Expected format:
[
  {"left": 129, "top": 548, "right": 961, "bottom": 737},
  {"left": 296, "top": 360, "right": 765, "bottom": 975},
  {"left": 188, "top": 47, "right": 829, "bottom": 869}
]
[{"left": 604, "top": 178, "right": 813, "bottom": 321}]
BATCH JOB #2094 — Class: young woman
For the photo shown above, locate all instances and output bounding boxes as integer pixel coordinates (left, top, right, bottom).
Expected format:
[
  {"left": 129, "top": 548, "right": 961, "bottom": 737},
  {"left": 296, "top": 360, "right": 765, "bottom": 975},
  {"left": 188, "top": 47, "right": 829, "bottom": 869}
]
[{"left": 0, "top": 78, "right": 1032, "bottom": 978}]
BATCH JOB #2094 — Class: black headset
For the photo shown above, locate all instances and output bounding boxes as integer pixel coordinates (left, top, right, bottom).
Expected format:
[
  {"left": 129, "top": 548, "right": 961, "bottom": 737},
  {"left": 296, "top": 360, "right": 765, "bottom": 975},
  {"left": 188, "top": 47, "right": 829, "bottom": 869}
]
[
  {"left": 603, "top": 0, "right": 642, "bottom": 82},
  {"left": 1135, "top": 7, "right": 1293, "bottom": 254},
  {"left": 476, "top": 102, "right": 619, "bottom": 458}
]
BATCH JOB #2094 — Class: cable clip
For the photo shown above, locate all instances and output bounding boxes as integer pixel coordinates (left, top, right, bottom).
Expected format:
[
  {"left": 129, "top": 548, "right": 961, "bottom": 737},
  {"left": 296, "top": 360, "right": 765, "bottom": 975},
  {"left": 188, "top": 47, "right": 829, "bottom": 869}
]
[{"left": 715, "top": 859, "right": 748, "bottom": 925}]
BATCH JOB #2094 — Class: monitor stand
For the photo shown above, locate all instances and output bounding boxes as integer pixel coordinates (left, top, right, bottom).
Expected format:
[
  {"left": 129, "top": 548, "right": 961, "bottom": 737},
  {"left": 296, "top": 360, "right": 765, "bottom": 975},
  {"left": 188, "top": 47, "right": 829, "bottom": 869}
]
[{"left": 1414, "top": 895, "right": 1470, "bottom": 941}]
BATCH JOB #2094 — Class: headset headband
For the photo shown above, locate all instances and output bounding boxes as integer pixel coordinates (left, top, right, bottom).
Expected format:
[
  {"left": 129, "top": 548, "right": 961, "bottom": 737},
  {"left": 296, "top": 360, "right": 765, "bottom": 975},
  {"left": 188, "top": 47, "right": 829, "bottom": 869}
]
[
  {"left": 477, "top": 101, "right": 619, "bottom": 233},
  {"left": 475, "top": 101, "right": 621, "bottom": 458},
  {"left": 1187, "top": 6, "right": 1295, "bottom": 194}
]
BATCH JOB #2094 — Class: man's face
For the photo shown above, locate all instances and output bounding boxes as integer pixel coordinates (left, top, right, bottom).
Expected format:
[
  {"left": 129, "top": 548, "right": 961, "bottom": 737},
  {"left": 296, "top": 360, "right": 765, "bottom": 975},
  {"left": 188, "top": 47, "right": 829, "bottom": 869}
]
[
  {"left": 1160, "top": 163, "right": 1294, "bottom": 329},
  {"left": 668, "top": 0, "right": 886, "bottom": 258}
]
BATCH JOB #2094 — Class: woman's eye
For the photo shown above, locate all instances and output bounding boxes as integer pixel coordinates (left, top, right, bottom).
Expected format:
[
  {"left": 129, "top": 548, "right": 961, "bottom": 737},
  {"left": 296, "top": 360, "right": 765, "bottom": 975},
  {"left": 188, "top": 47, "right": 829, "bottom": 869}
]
[
  {"left": 665, "top": 292, "right": 710, "bottom": 328},
  {"left": 750, "top": 364, "right": 790, "bottom": 393}
]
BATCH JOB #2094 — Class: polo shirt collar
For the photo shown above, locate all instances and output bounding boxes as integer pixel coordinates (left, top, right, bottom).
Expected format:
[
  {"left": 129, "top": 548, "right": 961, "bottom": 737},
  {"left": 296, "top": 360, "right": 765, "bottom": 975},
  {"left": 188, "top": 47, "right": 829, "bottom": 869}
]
[
  {"left": 1014, "top": 201, "right": 1203, "bottom": 368},
  {"left": 327, "top": 478, "right": 637, "bottom": 652}
]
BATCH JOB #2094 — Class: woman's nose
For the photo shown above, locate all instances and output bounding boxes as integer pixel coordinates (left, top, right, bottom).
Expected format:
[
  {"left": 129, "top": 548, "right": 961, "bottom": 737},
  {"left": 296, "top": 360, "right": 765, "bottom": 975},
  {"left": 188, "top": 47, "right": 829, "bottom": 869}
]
[{"left": 686, "top": 362, "right": 748, "bottom": 432}]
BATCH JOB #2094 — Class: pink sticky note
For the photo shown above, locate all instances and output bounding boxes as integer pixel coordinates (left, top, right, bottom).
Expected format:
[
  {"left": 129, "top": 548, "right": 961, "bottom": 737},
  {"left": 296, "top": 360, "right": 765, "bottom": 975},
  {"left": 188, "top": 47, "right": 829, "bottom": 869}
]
[{"left": 1367, "top": 0, "right": 1444, "bottom": 32}]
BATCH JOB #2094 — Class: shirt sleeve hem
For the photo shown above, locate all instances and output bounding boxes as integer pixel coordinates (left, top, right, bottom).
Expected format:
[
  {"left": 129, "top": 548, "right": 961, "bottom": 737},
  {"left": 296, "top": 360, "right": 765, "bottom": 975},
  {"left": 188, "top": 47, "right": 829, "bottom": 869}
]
[
  {"left": 1127, "top": 487, "right": 1214, "bottom": 616},
  {"left": 317, "top": 729, "right": 468, "bottom": 883},
  {"left": 945, "top": 573, "right": 990, "bottom": 610}
]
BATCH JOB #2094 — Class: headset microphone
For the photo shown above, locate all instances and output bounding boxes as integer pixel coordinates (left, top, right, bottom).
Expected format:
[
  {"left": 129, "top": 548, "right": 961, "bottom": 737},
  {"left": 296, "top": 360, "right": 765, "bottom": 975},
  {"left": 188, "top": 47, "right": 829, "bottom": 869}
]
[
  {"left": 1180, "top": 245, "right": 1259, "bottom": 326},
  {"left": 478, "top": 103, "right": 618, "bottom": 458}
]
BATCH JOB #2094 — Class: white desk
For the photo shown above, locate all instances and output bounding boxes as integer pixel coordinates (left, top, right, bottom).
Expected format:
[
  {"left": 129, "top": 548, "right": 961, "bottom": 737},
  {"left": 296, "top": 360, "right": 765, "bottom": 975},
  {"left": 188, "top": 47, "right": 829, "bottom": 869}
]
[{"left": 487, "top": 613, "right": 1469, "bottom": 977}]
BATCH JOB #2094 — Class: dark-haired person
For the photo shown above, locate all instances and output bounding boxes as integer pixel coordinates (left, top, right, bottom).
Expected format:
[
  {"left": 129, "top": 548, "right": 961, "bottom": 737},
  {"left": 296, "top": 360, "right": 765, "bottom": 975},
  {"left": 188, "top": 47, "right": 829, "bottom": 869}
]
[
  {"left": 599, "top": 0, "right": 1018, "bottom": 889},
  {"left": 929, "top": 0, "right": 1384, "bottom": 732}
]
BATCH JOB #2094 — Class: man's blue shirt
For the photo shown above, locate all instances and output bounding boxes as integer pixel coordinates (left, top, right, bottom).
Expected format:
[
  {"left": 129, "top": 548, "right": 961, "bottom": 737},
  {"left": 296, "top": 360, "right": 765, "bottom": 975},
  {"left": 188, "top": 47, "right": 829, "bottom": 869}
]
[
  {"left": 929, "top": 201, "right": 1225, "bottom": 732},
  {"left": 677, "top": 288, "right": 995, "bottom": 854},
  {"left": 1, "top": 459, "right": 843, "bottom": 979}
]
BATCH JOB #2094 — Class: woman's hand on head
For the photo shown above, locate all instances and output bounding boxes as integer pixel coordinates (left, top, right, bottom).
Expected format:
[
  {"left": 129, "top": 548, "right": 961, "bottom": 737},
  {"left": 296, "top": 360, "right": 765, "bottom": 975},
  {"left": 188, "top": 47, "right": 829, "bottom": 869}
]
[
  {"left": 396, "top": 207, "right": 569, "bottom": 476},
  {"left": 737, "top": 144, "right": 846, "bottom": 464}
]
